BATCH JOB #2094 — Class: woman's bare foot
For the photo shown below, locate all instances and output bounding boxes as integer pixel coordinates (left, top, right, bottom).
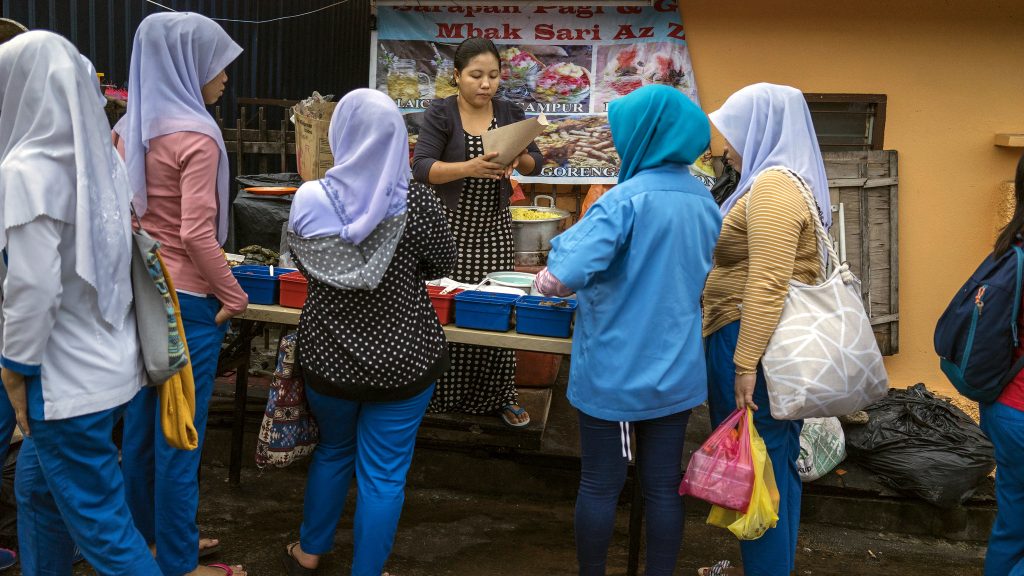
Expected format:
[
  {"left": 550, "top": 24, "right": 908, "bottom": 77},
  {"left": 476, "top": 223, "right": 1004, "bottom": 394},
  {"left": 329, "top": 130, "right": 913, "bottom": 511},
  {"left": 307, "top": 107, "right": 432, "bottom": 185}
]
[
  {"left": 287, "top": 542, "right": 320, "bottom": 570},
  {"left": 199, "top": 537, "right": 221, "bottom": 557}
]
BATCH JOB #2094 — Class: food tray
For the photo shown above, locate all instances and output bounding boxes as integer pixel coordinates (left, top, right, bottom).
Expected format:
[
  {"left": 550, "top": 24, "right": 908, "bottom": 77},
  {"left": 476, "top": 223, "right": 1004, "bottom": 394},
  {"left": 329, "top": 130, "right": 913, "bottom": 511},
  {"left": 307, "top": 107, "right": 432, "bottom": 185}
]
[
  {"left": 515, "top": 296, "right": 577, "bottom": 338},
  {"left": 279, "top": 271, "right": 308, "bottom": 309},
  {"left": 427, "top": 285, "right": 463, "bottom": 325},
  {"left": 232, "top": 265, "right": 295, "bottom": 305},
  {"left": 453, "top": 291, "right": 521, "bottom": 332}
]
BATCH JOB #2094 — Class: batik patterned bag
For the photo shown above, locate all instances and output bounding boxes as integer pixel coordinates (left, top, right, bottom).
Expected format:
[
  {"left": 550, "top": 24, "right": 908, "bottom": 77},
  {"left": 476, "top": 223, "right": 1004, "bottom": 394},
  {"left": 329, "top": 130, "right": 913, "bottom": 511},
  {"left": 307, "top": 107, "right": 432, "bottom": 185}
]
[{"left": 255, "top": 333, "right": 319, "bottom": 469}]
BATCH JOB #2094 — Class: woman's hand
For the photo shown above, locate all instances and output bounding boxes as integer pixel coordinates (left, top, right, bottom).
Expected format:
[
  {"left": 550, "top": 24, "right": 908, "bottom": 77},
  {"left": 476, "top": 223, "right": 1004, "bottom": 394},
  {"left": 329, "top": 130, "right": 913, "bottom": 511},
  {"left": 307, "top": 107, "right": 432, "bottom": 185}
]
[
  {"left": 734, "top": 372, "right": 758, "bottom": 411},
  {"left": 215, "top": 305, "right": 246, "bottom": 326},
  {"left": 2, "top": 368, "right": 29, "bottom": 436},
  {"left": 463, "top": 152, "right": 505, "bottom": 180},
  {"left": 504, "top": 150, "right": 533, "bottom": 178}
]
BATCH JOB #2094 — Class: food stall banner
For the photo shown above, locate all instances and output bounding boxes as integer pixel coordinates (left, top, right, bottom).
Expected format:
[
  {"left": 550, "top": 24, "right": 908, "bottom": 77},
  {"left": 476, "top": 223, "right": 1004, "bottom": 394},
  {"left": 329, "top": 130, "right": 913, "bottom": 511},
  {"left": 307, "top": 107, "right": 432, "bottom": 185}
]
[{"left": 373, "top": 3, "right": 715, "bottom": 185}]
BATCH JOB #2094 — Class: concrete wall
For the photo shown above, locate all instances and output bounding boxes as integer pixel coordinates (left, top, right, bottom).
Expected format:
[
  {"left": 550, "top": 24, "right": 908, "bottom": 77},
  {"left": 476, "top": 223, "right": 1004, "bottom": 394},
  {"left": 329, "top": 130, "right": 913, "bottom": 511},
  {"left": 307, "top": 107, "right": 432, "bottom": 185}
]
[{"left": 678, "top": 0, "right": 1024, "bottom": 394}]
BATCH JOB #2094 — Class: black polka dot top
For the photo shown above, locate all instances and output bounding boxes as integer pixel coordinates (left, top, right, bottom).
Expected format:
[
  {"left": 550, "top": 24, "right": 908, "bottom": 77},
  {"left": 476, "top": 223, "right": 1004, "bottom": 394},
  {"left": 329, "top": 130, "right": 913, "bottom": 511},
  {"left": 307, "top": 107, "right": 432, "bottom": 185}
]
[{"left": 296, "top": 181, "right": 458, "bottom": 401}]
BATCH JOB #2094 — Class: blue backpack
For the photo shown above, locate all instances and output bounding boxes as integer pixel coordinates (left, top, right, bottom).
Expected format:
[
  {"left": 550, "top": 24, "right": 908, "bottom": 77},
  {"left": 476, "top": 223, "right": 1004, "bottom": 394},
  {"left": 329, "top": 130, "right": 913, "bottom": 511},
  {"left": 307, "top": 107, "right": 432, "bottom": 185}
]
[{"left": 934, "top": 244, "right": 1024, "bottom": 402}]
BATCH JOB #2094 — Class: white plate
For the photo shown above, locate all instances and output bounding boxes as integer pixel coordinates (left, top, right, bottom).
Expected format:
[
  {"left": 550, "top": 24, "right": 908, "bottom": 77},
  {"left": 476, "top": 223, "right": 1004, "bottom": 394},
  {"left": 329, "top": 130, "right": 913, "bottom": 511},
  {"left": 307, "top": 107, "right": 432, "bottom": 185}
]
[{"left": 479, "top": 285, "right": 527, "bottom": 296}]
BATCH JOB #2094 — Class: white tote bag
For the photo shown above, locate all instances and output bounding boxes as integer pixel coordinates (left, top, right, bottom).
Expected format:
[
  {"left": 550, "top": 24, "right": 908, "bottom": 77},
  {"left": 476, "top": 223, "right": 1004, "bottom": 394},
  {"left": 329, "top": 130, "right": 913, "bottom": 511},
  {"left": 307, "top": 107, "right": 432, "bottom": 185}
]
[{"left": 759, "top": 170, "right": 889, "bottom": 420}]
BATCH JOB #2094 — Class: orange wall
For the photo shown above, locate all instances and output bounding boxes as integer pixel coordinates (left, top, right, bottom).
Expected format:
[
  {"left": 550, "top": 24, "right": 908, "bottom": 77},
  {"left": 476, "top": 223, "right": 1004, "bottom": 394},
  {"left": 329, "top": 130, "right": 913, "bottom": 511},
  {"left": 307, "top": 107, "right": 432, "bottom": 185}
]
[{"left": 678, "top": 0, "right": 1024, "bottom": 394}]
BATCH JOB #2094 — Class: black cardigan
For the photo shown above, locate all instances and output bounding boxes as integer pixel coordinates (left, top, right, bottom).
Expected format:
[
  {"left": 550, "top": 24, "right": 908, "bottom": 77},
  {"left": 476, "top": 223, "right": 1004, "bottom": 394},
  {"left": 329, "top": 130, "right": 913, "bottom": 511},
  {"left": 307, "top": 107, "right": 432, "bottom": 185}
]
[{"left": 411, "top": 96, "right": 544, "bottom": 211}]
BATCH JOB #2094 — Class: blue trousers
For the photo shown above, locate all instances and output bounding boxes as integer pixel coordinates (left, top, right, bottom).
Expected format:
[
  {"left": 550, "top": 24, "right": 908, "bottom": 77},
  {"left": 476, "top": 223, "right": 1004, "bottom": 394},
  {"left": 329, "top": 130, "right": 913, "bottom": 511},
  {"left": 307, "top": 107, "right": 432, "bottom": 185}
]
[
  {"left": 981, "top": 401, "right": 1024, "bottom": 576},
  {"left": 706, "top": 322, "right": 802, "bottom": 576},
  {"left": 16, "top": 377, "right": 160, "bottom": 576},
  {"left": 122, "top": 293, "right": 228, "bottom": 576},
  {"left": 575, "top": 409, "right": 692, "bottom": 576},
  {"left": 299, "top": 382, "right": 434, "bottom": 576}
]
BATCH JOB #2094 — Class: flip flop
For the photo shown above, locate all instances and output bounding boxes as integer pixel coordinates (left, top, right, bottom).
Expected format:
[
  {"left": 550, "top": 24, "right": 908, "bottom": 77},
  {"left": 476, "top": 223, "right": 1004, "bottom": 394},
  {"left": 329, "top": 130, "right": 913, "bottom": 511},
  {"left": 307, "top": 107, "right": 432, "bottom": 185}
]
[
  {"left": 500, "top": 403, "right": 530, "bottom": 428},
  {"left": 208, "top": 563, "right": 243, "bottom": 576},
  {"left": 282, "top": 543, "right": 317, "bottom": 575}
]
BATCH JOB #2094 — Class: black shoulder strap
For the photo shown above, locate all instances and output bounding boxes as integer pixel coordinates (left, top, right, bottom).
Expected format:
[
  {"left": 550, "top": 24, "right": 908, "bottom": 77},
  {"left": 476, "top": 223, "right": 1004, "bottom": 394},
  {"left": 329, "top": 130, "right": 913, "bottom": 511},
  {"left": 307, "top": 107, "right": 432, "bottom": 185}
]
[{"left": 1002, "top": 354, "right": 1024, "bottom": 388}]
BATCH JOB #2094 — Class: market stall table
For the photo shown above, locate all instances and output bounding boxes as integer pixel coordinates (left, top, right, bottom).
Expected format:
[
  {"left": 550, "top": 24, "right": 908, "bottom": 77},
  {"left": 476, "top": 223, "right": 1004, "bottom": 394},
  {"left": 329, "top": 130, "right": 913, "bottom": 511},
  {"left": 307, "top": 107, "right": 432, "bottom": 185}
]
[{"left": 220, "top": 304, "right": 573, "bottom": 485}]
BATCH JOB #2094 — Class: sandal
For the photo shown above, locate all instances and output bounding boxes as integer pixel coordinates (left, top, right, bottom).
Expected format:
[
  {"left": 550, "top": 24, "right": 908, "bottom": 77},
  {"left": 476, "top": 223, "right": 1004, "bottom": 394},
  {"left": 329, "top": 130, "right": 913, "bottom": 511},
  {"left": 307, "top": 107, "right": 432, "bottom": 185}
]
[
  {"left": 698, "top": 560, "right": 741, "bottom": 576},
  {"left": 207, "top": 564, "right": 243, "bottom": 576},
  {"left": 500, "top": 403, "right": 530, "bottom": 428},
  {"left": 282, "top": 542, "right": 317, "bottom": 575}
]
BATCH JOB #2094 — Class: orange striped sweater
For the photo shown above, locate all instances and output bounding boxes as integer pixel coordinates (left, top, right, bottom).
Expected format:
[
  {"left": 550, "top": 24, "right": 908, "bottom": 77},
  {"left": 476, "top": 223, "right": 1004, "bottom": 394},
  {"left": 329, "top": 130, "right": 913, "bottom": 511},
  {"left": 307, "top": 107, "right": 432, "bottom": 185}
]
[{"left": 702, "top": 169, "right": 822, "bottom": 374}]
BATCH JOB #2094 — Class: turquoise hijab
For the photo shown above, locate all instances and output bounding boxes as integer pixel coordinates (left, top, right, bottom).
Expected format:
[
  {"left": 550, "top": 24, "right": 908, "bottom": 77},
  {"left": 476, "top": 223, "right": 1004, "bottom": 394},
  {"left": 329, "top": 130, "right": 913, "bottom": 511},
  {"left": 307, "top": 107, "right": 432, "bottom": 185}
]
[{"left": 608, "top": 84, "right": 710, "bottom": 184}]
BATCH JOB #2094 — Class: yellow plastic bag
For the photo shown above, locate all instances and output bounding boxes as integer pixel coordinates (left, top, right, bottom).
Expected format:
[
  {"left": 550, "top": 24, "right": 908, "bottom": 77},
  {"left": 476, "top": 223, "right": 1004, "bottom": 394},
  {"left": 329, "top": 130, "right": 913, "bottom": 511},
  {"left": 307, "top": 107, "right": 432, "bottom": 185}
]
[
  {"left": 157, "top": 253, "right": 199, "bottom": 451},
  {"left": 707, "top": 409, "right": 780, "bottom": 540}
]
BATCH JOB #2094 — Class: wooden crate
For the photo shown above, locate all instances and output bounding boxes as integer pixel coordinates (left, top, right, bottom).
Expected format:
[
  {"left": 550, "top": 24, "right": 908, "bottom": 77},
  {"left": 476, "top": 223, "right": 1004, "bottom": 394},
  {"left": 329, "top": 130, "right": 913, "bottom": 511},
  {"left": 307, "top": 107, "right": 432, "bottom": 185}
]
[
  {"left": 216, "top": 97, "right": 298, "bottom": 175},
  {"left": 823, "top": 150, "right": 899, "bottom": 355}
]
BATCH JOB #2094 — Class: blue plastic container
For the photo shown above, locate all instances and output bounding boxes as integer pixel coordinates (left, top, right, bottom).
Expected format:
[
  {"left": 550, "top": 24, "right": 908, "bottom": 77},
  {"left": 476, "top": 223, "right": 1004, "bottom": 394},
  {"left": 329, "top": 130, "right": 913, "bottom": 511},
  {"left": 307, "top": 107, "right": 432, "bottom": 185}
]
[
  {"left": 515, "top": 296, "right": 578, "bottom": 338},
  {"left": 453, "top": 291, "right": 521, "bottom": 332},
  {"left": 231, "top": 265, "right": 296, "bottom": 305}
]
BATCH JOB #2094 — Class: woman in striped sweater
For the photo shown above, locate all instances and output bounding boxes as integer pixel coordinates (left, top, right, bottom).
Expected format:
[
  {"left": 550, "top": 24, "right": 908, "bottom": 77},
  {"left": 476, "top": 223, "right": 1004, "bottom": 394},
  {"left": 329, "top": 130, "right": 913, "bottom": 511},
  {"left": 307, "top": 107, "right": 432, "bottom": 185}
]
[{"left": 699, "top": 84, "right": 833, "bottom": 576}]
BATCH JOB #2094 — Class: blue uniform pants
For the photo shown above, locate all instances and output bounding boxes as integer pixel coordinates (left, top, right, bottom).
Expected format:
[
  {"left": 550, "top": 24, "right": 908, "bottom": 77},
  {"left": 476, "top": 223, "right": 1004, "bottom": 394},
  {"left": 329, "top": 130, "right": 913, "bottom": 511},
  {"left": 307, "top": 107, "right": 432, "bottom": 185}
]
[
  {"left": 706, "top": 321, "right": 803, "bottom": 576},
  {"left": 16, "top": 377, "right": 160, "bottom": 576},
  {"left": 981, "top": 401, "right": 1024, "bottom": 576},
  {"left": 575, "top": 409, "right": 691, "bottom": 576},
  {"left": 122, "top": 293, "right": 228, "bottom": 576},
  {"left": 299, "top": 382, "right": 433, "bottom": 576}
]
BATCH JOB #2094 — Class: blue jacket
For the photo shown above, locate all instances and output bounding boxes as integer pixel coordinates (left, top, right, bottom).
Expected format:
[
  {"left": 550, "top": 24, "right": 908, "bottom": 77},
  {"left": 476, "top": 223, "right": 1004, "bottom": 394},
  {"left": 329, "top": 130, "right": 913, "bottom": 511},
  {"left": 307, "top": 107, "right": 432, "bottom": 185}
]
[{"left": 547, "top": 165, "right": 722, "bottom": 422}]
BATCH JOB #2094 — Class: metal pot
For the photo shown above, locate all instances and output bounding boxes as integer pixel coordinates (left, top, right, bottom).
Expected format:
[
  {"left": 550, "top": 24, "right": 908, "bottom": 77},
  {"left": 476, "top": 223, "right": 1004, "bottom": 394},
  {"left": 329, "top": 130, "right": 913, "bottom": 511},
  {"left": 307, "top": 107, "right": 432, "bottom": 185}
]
[{"left": 510, "top": 195, "right": 570, "bottom": 253}]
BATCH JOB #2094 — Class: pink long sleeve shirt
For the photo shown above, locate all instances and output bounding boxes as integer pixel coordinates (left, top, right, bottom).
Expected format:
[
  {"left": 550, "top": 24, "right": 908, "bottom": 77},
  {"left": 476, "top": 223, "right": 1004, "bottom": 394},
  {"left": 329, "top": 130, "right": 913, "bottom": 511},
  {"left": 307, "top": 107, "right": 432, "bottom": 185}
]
[{"left": 116, "top": 131, "right": 248, "bottom": 313}]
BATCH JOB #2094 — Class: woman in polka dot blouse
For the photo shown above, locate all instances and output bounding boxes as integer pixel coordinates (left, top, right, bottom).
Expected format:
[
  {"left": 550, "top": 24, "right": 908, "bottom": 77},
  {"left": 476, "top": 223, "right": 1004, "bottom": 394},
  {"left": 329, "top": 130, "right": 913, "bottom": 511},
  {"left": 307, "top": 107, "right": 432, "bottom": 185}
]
[
  {"left": 411, "top": 38, "right": 545, "bottom": 427},
  {"left": 282, "top": 89, "right": 456, "bottom": 575}
]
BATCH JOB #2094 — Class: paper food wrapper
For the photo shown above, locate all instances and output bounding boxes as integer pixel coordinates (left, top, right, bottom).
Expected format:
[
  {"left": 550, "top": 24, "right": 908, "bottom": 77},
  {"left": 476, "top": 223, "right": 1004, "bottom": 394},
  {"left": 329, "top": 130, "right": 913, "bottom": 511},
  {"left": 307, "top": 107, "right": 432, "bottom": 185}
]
[{"left": 482, "top": 114, "right": 549, "bottom": 166}]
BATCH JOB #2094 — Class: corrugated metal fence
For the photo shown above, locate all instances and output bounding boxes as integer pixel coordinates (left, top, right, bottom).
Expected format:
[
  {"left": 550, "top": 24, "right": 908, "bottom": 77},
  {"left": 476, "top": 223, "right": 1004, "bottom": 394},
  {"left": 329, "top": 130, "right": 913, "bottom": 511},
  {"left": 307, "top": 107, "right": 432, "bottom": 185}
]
[{"left": 2, "top": 0, "right": 372, "bottom": 127}]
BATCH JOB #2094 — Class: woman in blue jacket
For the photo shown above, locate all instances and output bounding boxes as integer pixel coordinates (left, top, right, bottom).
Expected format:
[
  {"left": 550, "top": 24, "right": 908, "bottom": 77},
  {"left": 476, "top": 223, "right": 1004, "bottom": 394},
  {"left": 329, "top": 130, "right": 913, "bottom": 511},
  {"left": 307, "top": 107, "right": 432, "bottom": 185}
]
[{"left": 533, "top": 84, "right": 722, "bottom": 576}]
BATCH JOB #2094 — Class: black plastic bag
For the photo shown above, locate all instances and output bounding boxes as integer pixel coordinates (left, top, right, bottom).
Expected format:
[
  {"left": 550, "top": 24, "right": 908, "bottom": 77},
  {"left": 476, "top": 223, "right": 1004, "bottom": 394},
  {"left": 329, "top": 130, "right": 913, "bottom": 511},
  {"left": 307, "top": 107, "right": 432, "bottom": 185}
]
[
  {"left": 230, "top": 173, "right": 302, "bottom": 253},
  {"left": 710, "top": 163, "right": 739, "bottom": 206},
  {"left": 844, "top": 383, "right": 995, "bottom": 508}
]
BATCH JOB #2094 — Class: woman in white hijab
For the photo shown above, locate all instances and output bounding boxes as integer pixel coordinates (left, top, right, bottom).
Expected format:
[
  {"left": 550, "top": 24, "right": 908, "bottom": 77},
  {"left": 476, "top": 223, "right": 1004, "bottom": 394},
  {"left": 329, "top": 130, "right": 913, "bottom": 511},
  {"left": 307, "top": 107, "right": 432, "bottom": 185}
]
[
  {"left": 114, "top": 12, "right": 248, "bottom": 576},
  {"left": 0, "top": 30, "right": 161, "bottom": 575},
  {"left": 699, "top": 83, "right": 831, "bottom": 576}
]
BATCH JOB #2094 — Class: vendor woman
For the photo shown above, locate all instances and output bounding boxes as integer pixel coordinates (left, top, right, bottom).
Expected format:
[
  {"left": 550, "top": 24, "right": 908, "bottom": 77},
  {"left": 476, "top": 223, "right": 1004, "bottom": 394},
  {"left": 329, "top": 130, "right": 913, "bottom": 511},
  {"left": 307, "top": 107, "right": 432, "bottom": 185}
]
[{"left": 412, "top": 37, "right": 544, "bottom": 427}]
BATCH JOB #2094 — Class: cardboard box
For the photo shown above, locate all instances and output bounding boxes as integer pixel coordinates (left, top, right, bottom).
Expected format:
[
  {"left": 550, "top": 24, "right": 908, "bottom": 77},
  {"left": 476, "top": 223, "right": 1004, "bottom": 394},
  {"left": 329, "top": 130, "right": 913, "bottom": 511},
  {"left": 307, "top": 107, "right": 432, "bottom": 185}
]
[{"left": 293, "top": 101, "right": 336, "bottom": 181}]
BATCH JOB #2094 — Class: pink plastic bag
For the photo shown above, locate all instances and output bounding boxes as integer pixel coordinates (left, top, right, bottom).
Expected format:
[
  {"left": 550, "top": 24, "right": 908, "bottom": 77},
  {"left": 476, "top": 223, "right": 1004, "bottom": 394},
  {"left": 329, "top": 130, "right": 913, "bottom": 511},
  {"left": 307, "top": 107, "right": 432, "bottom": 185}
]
[{"left": 679, "top": 408, "right": 756, "bottom": 512}]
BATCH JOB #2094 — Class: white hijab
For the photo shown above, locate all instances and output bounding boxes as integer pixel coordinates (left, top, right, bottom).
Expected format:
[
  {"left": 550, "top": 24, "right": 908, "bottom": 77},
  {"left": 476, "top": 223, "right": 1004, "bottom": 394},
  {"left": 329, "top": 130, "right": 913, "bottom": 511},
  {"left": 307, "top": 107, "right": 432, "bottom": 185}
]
[
  {"left": 115, "top": 12, "right": 242, "bottom": 245},
  {"left": 0, "top": 31, "right": 134, "bottom": 328},
  {"left": 710, "top": 83, "right": 832, "bottom": 229}
]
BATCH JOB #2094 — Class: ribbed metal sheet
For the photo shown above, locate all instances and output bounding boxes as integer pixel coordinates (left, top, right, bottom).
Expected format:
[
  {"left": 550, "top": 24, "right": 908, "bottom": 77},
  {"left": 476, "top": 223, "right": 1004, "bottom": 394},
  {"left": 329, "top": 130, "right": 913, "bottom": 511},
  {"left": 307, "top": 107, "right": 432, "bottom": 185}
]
[{"left": 2, "top": 0, "right": 372, "bottom": 126}]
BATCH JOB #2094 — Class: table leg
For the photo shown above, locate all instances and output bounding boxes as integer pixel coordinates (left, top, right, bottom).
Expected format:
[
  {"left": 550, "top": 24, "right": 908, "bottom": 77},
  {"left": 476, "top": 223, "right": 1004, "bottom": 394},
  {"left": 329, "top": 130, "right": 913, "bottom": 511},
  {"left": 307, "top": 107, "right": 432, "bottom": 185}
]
[{"left": 229, "top": 320, "right": 253, "bottom": 486}]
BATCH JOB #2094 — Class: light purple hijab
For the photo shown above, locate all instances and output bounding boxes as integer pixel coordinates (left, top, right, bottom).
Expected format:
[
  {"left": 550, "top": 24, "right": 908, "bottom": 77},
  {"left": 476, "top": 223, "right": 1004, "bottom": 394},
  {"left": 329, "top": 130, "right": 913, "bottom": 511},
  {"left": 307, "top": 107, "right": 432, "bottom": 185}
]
[
  {"left": 115, "top": 12, "right": 241, "bottom": 245},
  {"left": 710, "top": 83, "right": 832, "bottom": 229},
  {"left": 0, "top": 31, "right": 134, "bottom": 328},
  {"left": 289, "top": 89, "right": 409, "bottom": 244}
]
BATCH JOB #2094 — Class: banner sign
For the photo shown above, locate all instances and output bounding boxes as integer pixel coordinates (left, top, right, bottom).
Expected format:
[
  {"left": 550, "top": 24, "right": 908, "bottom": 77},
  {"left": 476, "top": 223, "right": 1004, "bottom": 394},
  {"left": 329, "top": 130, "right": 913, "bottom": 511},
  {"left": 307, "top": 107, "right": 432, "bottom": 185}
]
[{"left": 373, "top": 3, "right": 715, "bottom": 185}]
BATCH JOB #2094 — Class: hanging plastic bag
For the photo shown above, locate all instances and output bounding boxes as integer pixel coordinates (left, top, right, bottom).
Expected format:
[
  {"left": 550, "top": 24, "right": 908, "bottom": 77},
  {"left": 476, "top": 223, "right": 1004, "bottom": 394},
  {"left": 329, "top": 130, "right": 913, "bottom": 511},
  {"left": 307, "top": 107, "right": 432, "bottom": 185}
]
[
  {"left": 679, "top": 408, "right": 755, "bottom": 512},
  {"left": 707, "top": 409, "right": 780, "bottom": 540}
]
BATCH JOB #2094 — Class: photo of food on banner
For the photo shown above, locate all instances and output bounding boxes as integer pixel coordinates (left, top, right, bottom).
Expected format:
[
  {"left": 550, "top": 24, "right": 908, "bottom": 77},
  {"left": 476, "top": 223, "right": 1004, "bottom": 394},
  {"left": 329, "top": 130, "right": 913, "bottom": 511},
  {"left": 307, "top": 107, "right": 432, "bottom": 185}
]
[
  {"left": 379, "top": 37, "right": 713, "bottom": 187},
  {"left": 592, "top": 42, "right": 698, "bottom": 112},
  {"left": 377, "top": 40, "right": 592, "bottom": 115}
]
